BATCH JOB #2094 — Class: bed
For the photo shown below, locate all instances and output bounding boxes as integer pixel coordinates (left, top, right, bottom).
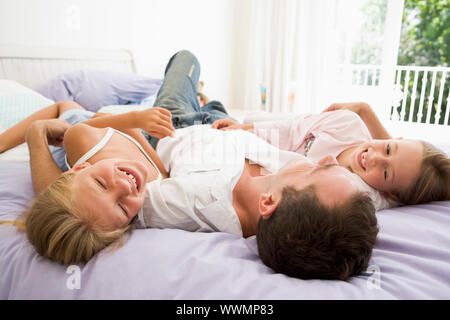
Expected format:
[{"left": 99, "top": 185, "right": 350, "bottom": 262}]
[{"left": 1, "top": 46, "right": 450, "bottom": 299}]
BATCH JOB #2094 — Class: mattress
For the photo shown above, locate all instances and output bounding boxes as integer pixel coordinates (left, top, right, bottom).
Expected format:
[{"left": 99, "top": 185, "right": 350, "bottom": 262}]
[{"left": 1, "top": 159, "right": 450, "bottom": 299}]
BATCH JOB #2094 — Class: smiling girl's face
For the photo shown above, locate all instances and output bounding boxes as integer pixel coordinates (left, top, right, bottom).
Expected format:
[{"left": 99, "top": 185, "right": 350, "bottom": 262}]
[
  {"left": 65, "top": 158, "right": 150, "bottom": 231},
  {"left": 343, "top": 139, "right": 423, "bottom": 199}
]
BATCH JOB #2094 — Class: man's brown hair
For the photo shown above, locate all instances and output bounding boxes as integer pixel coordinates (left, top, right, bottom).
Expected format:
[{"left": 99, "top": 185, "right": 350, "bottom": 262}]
[{"left": 256, "top": 186, "right": 378, "bottom": 280}]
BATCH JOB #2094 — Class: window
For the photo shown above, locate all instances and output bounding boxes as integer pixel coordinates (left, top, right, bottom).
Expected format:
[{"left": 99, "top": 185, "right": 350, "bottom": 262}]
[{"left": 392, "top": 0, "right": 449, "bottom": 126}]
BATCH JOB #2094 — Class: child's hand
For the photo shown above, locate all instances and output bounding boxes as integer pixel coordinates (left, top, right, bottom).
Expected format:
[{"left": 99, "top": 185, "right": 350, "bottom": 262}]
[
  {"left": 212, "top": 118, "right": 254, "bottom": 132},
  {"left": 26, "top": 119, "right": 71, "bottom": 147},
  {"left": 212, "top": 118, "right": 242, "bottom": 130},
  {"left": 138, "top": 107, "right": 175, "bottom": 139},
  {"left": 322, "top": 102, "right": 369, "bottom": 115}
]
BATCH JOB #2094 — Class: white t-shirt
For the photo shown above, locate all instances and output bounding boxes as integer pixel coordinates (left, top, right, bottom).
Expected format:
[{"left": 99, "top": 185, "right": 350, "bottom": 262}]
[{"left": 137, "top": 125, "right": 306, "bottom": 236}]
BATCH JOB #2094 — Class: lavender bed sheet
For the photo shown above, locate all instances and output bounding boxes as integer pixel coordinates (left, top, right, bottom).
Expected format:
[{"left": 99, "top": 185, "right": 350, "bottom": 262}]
[{"left": 0, "top": 161, "right": 449, "bottom": 299}]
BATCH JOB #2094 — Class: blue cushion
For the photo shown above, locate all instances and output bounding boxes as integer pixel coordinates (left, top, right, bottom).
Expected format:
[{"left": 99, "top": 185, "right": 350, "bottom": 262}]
[{"left": 0, "top": 93, "right": 53, "bottom": 128}]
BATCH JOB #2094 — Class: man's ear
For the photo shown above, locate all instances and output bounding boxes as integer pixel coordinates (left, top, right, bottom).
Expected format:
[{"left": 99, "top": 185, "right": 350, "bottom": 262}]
[
  {"left": 259, "top": 193, "right": 279, "bottom": 219},
  {"left": 61, "top": 162, "right": 91, "bottom": 176},
  {"left": 380, "top": 190, "right": 399, "bottom": 201}
]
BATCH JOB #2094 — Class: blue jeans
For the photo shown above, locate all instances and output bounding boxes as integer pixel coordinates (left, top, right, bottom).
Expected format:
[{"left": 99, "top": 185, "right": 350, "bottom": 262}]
[{"left": 144, "top": 50, "right": 234, "bottom": 148}]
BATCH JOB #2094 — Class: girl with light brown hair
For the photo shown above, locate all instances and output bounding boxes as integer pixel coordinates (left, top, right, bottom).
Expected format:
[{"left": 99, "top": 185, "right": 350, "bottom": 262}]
[{"left": 212, "top": 102, "right": 450, "bottom": 207}]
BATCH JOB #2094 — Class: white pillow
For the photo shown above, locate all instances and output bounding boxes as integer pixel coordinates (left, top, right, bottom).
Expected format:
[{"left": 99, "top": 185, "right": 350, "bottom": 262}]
[{"left": 0, "top": 80, "right": 49, "bottom": 98}]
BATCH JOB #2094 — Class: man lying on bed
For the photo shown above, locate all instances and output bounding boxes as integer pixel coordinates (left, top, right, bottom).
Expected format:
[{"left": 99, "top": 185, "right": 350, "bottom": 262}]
[{"left": 0, "top": 50, "right": 378, "bottom": 281}]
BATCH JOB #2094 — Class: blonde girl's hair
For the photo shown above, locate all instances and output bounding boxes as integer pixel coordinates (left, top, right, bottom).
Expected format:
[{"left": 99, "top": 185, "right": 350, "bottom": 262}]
[
  {"left": 394, "top": 141, "right": 450, "bottom": 205},
  {"left": 0, "top": 173, "right": 130, "bottom": 265}
]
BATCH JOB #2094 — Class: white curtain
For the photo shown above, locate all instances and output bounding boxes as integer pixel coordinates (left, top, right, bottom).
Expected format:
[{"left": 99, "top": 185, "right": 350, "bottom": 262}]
[
  {"left": 292, "top": 0, "right": 338, "bottom": 114},
  {"left": 237, "top": 0, "right": 404, "bottom": 116},
  {"left": 241, "top": 0, "right": 338, "bottom": 114}
]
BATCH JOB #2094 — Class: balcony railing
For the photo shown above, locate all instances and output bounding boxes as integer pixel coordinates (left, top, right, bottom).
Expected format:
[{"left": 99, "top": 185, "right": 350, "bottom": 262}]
[
  {"left": 336, "top": 64, "right": 449, "bottom": 127},
  {"left": 392, "top": 66, "right": 449, "bottom": 126}
]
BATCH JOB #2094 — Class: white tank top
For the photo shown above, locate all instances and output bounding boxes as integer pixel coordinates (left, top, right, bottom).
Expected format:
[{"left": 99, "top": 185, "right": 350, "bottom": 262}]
[{"left": 65, "top": 127, "right": 162, "bottom": 181}]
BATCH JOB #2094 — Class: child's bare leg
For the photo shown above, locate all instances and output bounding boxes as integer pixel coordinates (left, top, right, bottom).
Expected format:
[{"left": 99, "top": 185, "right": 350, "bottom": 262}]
[{"left": 0, "top": 101, "right": 85, "bottom": 153}]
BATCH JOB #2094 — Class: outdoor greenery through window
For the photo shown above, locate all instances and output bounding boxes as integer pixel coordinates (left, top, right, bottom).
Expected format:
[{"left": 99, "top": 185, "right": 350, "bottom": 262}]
[{"left": 393, "top": 0, "right": 449, "bottom": 125}]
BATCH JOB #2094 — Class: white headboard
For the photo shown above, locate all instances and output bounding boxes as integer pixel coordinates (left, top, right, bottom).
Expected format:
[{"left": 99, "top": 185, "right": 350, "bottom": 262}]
[{"left": 0, "top": 46, "right": 136, "bottom": 90}]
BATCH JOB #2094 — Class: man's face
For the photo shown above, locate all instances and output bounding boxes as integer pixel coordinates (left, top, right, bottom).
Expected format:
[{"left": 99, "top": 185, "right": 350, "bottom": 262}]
[
  {"left": 346, "top": 139, "right": 422, "bottom": 196},
  {"left": 273, "top": 155, "right": 366, "bottom": 207},
  {"left": 66, "top": 159, "right": 150, "bottom": 231}
]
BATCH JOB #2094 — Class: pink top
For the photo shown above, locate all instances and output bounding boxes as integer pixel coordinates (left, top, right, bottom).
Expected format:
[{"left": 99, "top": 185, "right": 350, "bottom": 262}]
[
  {"left": 250, "top": 110, "right": 398, "bottom": 210},
  {"left": 252, "top": 110, "right": 372, "bottom": 163}
]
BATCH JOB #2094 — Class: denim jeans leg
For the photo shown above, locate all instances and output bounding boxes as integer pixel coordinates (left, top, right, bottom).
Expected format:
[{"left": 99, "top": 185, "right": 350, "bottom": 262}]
[
  {"left": 201, "top": 100, "right": 237, "bottom": 123},
  {"left": 153, "top": 50, "right": 201, "bottom": 117}
]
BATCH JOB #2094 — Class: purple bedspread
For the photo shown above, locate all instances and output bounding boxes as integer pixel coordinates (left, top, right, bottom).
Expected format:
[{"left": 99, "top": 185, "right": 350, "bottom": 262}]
[{"left": 1, "top": 162, "right": 449, "bottom": 299}]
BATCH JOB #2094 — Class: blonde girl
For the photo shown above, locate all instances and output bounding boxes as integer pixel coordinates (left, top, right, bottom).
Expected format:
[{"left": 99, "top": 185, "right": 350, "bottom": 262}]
[
  {"left": 0, "top": 50, "right": 235, "bottom": 265},
  {"left": 0, "top": 100, "right": 174, "bottom": 264}
]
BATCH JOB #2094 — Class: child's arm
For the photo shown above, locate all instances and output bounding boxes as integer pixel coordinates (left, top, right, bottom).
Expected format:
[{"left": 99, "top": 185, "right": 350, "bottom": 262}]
[
  {"left": 324, "top": 102, "right": 392, "bottom": 140},
  {"left": 25, "top": 119, "right": 71, "bottom": 194},
  {"left": 212, "top": 118, "right": 296, "bottom": 151},
  {"left": 81, "top": 107, "right": 175, "bottom": 139},
  {"left": 81, "top": 111, "right": 170, "bottom": 178},
  {"left": 0, "top": 101, "right": 84, "bottom": 153},
  {"left": 80, "top": 111, "right": 140, "bottom": 132}
]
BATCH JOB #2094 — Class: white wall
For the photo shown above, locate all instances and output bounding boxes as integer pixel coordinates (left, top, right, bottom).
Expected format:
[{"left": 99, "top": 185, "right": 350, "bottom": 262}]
[
  {"left": 0, "top": 0, "right": 238, "bottom": 109},
  {"left": 228, "top": 0, "right": 253, "bottom": 112}
]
